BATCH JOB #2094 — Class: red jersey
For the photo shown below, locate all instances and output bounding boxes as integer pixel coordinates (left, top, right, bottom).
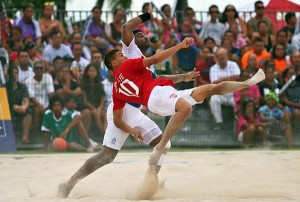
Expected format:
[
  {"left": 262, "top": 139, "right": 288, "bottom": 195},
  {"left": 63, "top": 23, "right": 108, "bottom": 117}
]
[{"left": 112, "top": 58, "right": 173, "bottom": 110}]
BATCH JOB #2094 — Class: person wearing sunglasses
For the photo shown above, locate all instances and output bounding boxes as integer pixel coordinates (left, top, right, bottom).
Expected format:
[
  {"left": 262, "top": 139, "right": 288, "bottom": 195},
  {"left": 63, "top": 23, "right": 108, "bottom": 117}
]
[
  {"left": 247, "top": 1, "right": 275, "bottom": 38},
  {"left": 38, "top": 2, "right": 66, "bottom": 44}
]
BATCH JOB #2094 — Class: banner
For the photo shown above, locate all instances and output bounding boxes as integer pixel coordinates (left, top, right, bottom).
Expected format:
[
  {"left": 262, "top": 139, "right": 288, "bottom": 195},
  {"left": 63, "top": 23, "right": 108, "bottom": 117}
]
[{"left": 0, "top": 87, "right": 16, "bottom": 152}]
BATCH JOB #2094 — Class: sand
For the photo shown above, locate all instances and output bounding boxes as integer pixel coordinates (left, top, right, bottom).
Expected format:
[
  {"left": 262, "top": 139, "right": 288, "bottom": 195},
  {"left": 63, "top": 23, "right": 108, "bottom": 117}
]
[{"left": 0, "top": 150, "right": 299, "bottom": 202}]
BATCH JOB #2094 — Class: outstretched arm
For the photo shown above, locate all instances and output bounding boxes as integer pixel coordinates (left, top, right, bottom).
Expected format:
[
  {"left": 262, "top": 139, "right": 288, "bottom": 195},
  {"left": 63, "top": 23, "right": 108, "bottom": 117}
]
[
  {"left": 158, "top": 70, "right": 199, "bottom": 84},
  {"left": 121, "top": 2, "right": 153, "bottom": 46},
  {"left": 143, "top": 37, "right": 194, "bottom": 68}
]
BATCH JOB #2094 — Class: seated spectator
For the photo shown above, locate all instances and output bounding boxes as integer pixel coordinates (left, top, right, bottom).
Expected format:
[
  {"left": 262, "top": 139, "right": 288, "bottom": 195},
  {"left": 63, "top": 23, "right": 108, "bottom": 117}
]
[
  {"left": 50, "top": 56, "right": 63, "bottom": 80},
  {"left": 223, "top": 30, "right": 241, "bottom": 57},
  {"left": 209, "top": 47, "right": 240, "bottom": 130},
  {"left": 233, "top": 70, "right": 261, "bottom": 113},
  {"left": 204, "top": 37, "right": 217, "bottom": 53},
  {"left": 23, "top": 42, "right": 41, "bottom": 66},
  {"left": 39, "top": 2, "right": 66, "bottom": 44},
  {"left": 41, "top": 95, "right": 93, "bottom": 152},
  {"left": 290, "top": 51, "right": 300, "bottom": 75},
  {"left": 195, "top": 47, "right": 215, "bottom": 86},
  {"left": 274, "top": 30, "right": 297, "bottom": 55},
  {"left": 292, "top": 32, "right": 300, "bottom": 51},
  {"left": 282, "top": 12, "right": 297, "bottom": 39},
  {"left": 256, "top": 20, "right": 275, "bottom": 52},
  {"left": 42, "top": 30, "right": 73, "bottom": 72},
  {"left": 229, "top": 23, "right": 247, "bottom": 54},
  {"left": 3, "top": 38, "right": 18, "bottom": 69},
  {"left": 11, "top": 26, "right": 24, "bottom": 51},
  {"left": 107, "top": 8, "right": 124, "bottom": 48},
  {"left": 244, "top": 54, "right": 259, "bottom": 75},
  {"left": 237, "top": 99, "right": 265, "bottom": 147},
  {"left": 176, "top": 18, "right": 203, "bottom": 48},
  {"left": 25, "top": 60, "right": 54, "bottom": 135},
  {"left": 90, "top": 51, "right": 106, "bottom": 79},
  {"left": 6, "top": 67, "right": 33, "bottom": 143},
  {"left": 272, "top": 43, "right": 289, "bottom": 75},
  {"left": 70, "top": 42, "right": 89, "bottom": 82},
  {"left": 13, "top": 3, "right": 41, "bottom": 45},
  {"left": 17, "top": 50, "right": 34, "bottom": 83},
  {"left": 241, "top": 37, "right": 271, "bottom": 69},
  {"left": 220, "top": 4, "right": 247, "bottom": 38},
  {"left": 81, "top": 63, "right": 106, "bottom": 135},
  {"left": 221, "top": 39, "right": 240, "bottom": 65},
  {"left": 184, "top": 7, "right": 202, "bottom": 34},
  {"left": 200, "top": 5, "right": 225, "bottom": 46},
  {"left": 160, "top": 4, "right": 178, "bottom": 47},
  {"left": 69, "top": 32, "right": 91, "bottom": 60},
  {"left": 84, "top": 6, "right": 113, "bottom": 56},
  {"left": 259, "top": 92, "right": 292, "bottom": 147}
]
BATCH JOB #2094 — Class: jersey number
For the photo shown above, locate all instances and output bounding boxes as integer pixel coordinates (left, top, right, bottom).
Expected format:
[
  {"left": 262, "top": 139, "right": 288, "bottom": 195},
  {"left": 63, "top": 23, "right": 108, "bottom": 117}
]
[{"left": 118, "top": 79, "right": 139, "bottom": 97}]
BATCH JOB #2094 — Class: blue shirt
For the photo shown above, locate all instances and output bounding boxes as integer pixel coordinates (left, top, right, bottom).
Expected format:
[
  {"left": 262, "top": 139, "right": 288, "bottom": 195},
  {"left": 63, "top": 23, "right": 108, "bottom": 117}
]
[{"left": 258, "top": 105, "right": 283, "bottom": 121}]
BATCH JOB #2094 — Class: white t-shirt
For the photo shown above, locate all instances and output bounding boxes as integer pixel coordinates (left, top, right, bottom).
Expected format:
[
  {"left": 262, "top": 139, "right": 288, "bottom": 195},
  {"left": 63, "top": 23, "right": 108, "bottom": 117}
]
[
  {"left": 122, "top": 39, "right": 145, "bottom": 59},
  {"left": 209, "top": 60, "right": 241, "bottom": 83},
  {"left": 292, "top": 33, "right": 300, "bottom": 51},
  {"left": 25, "top": 73, "right": 54, "bottom": 108},
  {"left": 70, "top": 57, "right": 90, "bottom": 75},
  {"left": 42, "top": 44, "right": 73, "bottom": 64},
  {"left": 18, "top": 66, "right": 35, "bottom": 84}
]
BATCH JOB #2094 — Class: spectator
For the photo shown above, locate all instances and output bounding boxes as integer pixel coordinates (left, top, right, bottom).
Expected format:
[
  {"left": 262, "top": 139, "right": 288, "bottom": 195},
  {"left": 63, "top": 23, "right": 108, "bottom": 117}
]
[
  {"left": 70, "top": 42, "right": 89, "bottom": 82},
  {"left": 221, "top": 39, "right": 240, "bottom": 66},
  {"left": 84, "top": 6, "right": 113, "bottom": 56},
  {"left": 258, "top": 92, "right": 292, "bottom": 148},
  {"left": 25, "top": 60, "right": 54, "bottom": 135},
  {"left": 195, "top": 46, "right": 215, "bottom": 86},
  {"left": 223, "top": 30, "right": 241, "bottom": 57},
  {"left": 184, "top": 7, "right": 202, "bottom": 34},
  {"left": 107, "top": 8, "right": 124, "bottom": 48},
  {"left": 247, "top": 1, "right": 275, "bottom": 37},
  {"left": 42, "top": 30, "right": 73, "bottom": 72},
  {"left": 17, "top": 50, "right": 34, "bottom": 83},
  {"left": 13, "top": 3, "right": 42, "bottom": 45},
  {"left": 138, "top": 3, "right": 164, "bottom": 54},
  {"left": 220, "top": 4, "right": 247, "bottom": 38},
  {"left": 281, "top": 12, "right": 297, "bottom": 39},
  {"left": 292, "top": 32, "right": 300, "bottom": 51},
  {"left": 200, "top": 5, "right": 225, "bottom": 46},
  {"left": 51, "top": 56, "right": 63, "bottom": 80},
  {"left": 244, "top": 53, "right": 259, "bottom": 75},
  {"left": 204, "top": 37, "right": 217, "bottom": 53},
  {"left": 258, "top": 65, "right": 279, "bottom": 101},
  {"left": 229, "top": 23, "right": 247, "bottom": 54},
  {"left": 3, "top": 38, "right": 18, "bottom": 69},
  {"left": 11, "top": 26, "right": 23, "bottom": 51},
  {"left": 257, "top": 20, "right": 275, "bottom": 52},
  {"left": 241, "top": 38, "right": 271, "bottom": 69},
  {"left": 81, "top": 63, "right": 106, "bottom": 135},
  {"left": 160, "top": 4, "right": 178, "bottom": 46},
  {"left": 274, "top": 30, "right": 297, "bottom": 55},
  {"left": 91, "top": 51, "right": 106, "bottom": 79},
  {"left": 290, "top": 51, "right": 300, "bottom": 75},
  {"left": 272, "top": 43, "right": 289, "bottom": 74},
  {"left": 23, "top": 42, "right": 41, "bottom": 66},
  {"left": 234, "top": 70, "right": 261, "bottom": 113},
  {"left": 69, "top": 32, "right": 91, "bottom": 60},
  {"left": 0, "top": 3, "right": 12, "bottom": 45},
  {"left": 176, "top": 18, "right": 203, "bottom": 48},
  {"left": 237, "top": 99, "right": 265, "bottom": 147},
  {"left": 38, "top": 2, "right": 66, "bottom": 44},
  {"left": 209, "top": 47, "right": 240, "bottom": 130},
  {"left": 102, "top": 70, "right": 114, "bottom": 127},
  {"left": 42, "top": 95, "right": 93, "bottom": 152},
  {"left": 6, "top": 67, "right": 33, "bottom": 143}
]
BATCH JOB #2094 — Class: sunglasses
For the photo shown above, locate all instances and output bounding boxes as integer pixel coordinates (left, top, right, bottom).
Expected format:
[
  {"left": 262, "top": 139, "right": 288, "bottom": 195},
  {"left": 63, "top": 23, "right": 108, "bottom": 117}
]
[
  {"left": 44, "top": 2, "right": 55, "bottom": 6},
  {"left": 226, "top": 8, "right": 236, "bottom": 12},
  {"left": 256, "top": 6, "right": 265, "bottom": 10},
  {"left": 34, "top": 67, "right": 44, "bottom": 70},
  {"left": 210, "top": 11, "right": 219, "bottom": 14}
]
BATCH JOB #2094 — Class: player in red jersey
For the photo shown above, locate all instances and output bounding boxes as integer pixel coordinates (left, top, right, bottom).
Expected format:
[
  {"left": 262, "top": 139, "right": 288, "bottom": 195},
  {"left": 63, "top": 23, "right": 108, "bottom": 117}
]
[{"left": 104, "top": 38, "right": 266, "bottom": 166}]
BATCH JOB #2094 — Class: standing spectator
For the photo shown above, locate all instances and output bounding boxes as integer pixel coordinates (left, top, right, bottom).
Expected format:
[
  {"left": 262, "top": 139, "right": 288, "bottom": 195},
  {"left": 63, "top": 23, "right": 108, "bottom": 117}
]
[
  {"left": 42, "top": 95, "right": 93, "bottom": 152},
  {"left": 38, "top": 2, "right": 66, "bottom": 44},
  {"left": 241, "top": 38, "right": 271, "bottom": 69},
  {"left": 176, "top": 18, "right": 203, "bottom": 48},
  {"left": 195, "top": 47, "right": 215, "bottom": 86},
  {"left": 258, "top": 92, "right": 292, "bottom": 148},
  {"left": 209, "top": 48, "right": 240, "bottom": 130},
  {"left": 6, "top": 68, "right": 33, "bottom": 143},
  {"left": 42, "top": 30, "right": 73, "bottom": 72},
  {"left": 107, "top": 8, "right": 124, "bottom": 48},
  {"left": 184, "top": 7, "right": 202, "bottom": 34},
  {"left": 200, "top": 5, "right": 226, "bottom": 46},
  {"left": 17, "top": 50, "right": 34, "bottom": 83},
  {"left": 220, "top": 5, "right": 247, "bottom": 38},
  {"left": 257, "top": 20, "right": 276, "bottom": 52},
  {"left": 81, "top": 63, "right": 106, "bottom": 135},
  {"left": 13, "top": 3, "right": 41, "bottom": 45},
  {"left": 237, "top": 99, "right": 265, "bottom": 147},
  {"left": 84, "top": 6, "right": 113, "bottom": 55},
  {"left": 25, "top": 60, "right": 54, "bottom": 135},
  {"left": 70, "top": 42, "right": 89, "bottom": 82},
  {"left": 247, "top": 1, "right": 275, "bottom": 37}
]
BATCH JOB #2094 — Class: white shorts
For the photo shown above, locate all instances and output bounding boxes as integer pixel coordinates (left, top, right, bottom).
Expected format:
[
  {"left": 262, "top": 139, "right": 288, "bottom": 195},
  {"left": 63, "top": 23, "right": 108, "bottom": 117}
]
[
  {"left": 103, "top": 103, "right": 162, "bottom": 150},
  {"left": 147, "top": 86, "right": 200, "bottom": 116}
]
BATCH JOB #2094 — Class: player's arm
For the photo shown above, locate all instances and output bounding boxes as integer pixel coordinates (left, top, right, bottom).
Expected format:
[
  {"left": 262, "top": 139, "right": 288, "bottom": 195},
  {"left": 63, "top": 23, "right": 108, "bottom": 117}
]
[
  {"left": 143, "top": 37, "right": 194, "bottom": 68},
  {"left": 113, "top": 109, "right": 143, "bottom": 143},
  {"left": 158, "top": 70, "right": 200, "bottom": 84},
  {"left": 121, "top": 2, "right": 153, "bottom": 46}
]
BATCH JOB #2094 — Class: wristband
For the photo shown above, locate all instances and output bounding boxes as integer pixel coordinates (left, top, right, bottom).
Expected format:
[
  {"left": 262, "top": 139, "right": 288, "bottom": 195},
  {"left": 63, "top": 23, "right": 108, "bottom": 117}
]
[{"left": 138, "top": 12, "right": 151, "bottom": 23}]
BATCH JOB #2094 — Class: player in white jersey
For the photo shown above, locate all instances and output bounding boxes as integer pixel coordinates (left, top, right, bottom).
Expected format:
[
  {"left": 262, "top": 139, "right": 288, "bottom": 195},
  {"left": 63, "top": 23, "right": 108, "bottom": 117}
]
[{"left": 57, "top": 3, "right": 198, "bottom": 198}]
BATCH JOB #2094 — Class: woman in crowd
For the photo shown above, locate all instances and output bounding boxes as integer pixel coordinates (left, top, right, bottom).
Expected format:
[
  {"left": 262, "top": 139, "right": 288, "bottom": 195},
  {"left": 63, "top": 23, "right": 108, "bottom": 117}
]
[
  {"left": 107, "top": 8, "right": 124, "bottom": 48},
  {"left": 257, "top": 20, "right": 276, "bottom": 52}
]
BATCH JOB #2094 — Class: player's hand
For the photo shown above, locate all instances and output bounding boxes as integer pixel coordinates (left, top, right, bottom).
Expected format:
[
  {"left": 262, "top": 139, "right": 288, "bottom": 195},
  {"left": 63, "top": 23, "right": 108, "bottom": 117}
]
[
  {"left": 131, "top": 129, "right": 143, "bottom": 144},
  {"left": 180, "top": 37, "right": 194, "bottom": 48},
  {"left": 184, "top": 69, "right": 200, "bottom": 82}
]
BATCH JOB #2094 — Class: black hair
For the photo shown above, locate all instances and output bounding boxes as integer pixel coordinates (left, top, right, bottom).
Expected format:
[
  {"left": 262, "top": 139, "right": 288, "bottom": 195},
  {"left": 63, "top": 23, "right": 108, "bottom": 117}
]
[
  {"left": 209, "top": 5, "right": 218, "bottom": 12},
  {"left": 253, "top": 37, "right": 264, "bottom": 44},
  {"left": 185, "top": 7, "right": 194, "bottom": 13},
  {"left": 276, "top": 29, "right": 288, "bottom": 37},
  {"left": 91, "top": 6, "right": 101, "bottom": 12},
  {"left": 220, "top": 5, "right": 238, "bottom": 23},
  {"left": 285, "top": 12, "right": 296, "bottom": 24},
  {"left": 50, "top": 29, "right": 60, "bottom": 38},
  {"left": 49, "top": 95, "right": 63, "bottom": 110},
  {"left": 53, "top": 56, "right": 63, "bottom": 63},
  {"left": 142, "top": 3, "right": 150, "bottom": 11},
  {"left": 113, "top": 8, "right": 123, "bottom": 15},
  {"left": 241, "top": 98, "right": 254, "bottom": 118},
  {"left": 161, "top": 4, "right": 170, "bottom": 12},
  {"left": 12, "top": 26, "right": 22, "bottom": 34},
  {"left": 257, "top": 20, "right": 268, "bottom": 28},
  {"left": 204, "top": 37, "right": 215, "bottom": 44},
  {"left": 71, "top": 42, "right": 82, "bottom": 50},
  {"left": 104, "top": 49, "right": 119, "bottom": 70},
  {"left": 271, "top": 43, "right": 286, "bottom": 59},
  {"left": 23, "top": 3, "right": 34, "bottom": 11},
  {"left": 255, "top": 1, "right": 264, "bottom": 8}
]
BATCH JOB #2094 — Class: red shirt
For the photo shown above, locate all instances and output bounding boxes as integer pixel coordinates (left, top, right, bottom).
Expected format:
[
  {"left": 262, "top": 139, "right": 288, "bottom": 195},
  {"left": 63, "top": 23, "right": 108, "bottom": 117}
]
[{"left": 112, "top": 58, "right": 173, "bottom": 110}]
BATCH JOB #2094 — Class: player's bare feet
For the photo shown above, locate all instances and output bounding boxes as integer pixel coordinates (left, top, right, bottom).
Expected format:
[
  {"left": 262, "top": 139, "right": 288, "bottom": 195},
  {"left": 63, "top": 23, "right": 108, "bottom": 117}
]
[
  {"left": 148, "top": 148, "right": 163, "bottom": 166},
  {"left": 57, "top": 181, "right": 74, "bottom": 198},
  {"left": 246, "top": 68, "right": 265, "bottom": 86}
]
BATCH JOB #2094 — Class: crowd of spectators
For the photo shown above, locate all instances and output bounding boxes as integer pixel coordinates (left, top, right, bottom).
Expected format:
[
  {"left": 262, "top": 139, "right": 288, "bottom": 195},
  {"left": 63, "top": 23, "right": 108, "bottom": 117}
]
[{"left": 0, "top": 1, "right": 300, "bottom": 149}]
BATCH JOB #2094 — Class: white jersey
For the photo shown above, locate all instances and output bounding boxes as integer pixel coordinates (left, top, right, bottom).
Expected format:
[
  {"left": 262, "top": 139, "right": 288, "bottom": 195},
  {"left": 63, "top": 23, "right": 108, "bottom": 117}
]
[
  {"left": 18, "top": 66, "right": 34, "bottom": 84},
  {"left": 122, "top": 39, "right": 145, "bottom": 59}
]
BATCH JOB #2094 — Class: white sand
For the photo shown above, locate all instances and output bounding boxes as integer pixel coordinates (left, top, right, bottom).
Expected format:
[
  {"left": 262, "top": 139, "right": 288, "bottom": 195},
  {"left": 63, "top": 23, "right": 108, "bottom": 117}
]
[{"left": 0, "top": 150, "right": 300, "bottom": 202}]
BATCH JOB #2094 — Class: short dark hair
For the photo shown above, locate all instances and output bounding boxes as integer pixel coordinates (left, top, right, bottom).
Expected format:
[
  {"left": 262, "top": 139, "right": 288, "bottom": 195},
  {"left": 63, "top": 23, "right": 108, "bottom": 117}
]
[
  {"left": 204, "top": 37, "right": 215, "bottom": 44},
  {"left": 142, "top": 3, "right": 150, "bottom": 11},
  {"left": 23, "top": 3, "right": 34, "bottom": 11},
  {"left": 91, "top": 6, "right": 101, "bottom": 12},
  {"left": 257, "top": 20, "right": 268, "bottom": 28},
  {"left": 50, "top": 29, "right": 60, "bottom": 38},
  {"left": 253, "top": 37, "right": 264, "bottom": 44},
  {"left": 209, "top": 5, "right": 218, "bottom": 12},
  {"left": 255, "top": 1, "right": 264, "bottom": 8},
  {"left": 285, "top": 12, "right": 296, "bottom": 24},
  {"left": 53, "top": 56, "right": 63, "bottom": 63},
  {"left": 104, "top": 49, "right": 119, "bottom": 71},
  {"left": 49, "top": 95, "right": 63, "bottom": 110},
  {"left": 185, "top": 7, "right": 194, "bottom": 13}
]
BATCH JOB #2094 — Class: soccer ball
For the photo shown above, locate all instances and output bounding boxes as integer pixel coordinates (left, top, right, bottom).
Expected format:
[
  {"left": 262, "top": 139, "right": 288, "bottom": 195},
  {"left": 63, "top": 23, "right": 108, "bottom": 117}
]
[{"left": 52, "top": 137, "right": 68, "bottom": 152}]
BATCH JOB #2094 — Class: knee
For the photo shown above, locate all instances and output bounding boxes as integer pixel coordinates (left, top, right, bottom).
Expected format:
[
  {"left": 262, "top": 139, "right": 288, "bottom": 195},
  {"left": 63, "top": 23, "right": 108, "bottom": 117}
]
[
  {"left": 247, "top": 124, "right": 256, "bottom": 133},
  {"left": 180, "top": 104, "right": 192, "bottom": 117},
  {"left": 293, "top": 110, "right": 300, "bottom": 119}
]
